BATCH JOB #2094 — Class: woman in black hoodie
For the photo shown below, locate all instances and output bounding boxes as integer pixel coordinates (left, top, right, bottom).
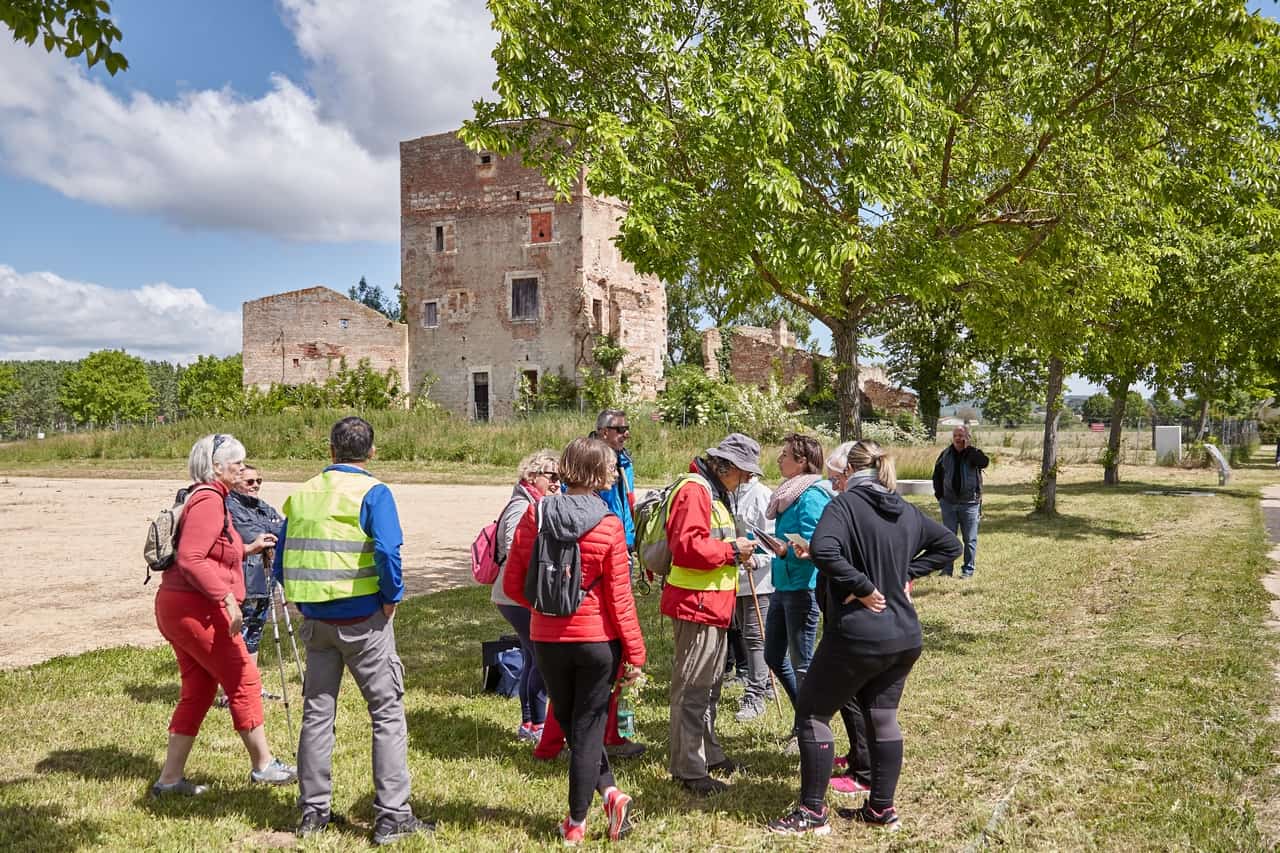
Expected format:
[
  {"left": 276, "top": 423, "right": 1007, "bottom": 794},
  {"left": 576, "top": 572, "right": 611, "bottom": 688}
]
[{"left": 768, "top": 440, "right": 960, "bottom": 836}]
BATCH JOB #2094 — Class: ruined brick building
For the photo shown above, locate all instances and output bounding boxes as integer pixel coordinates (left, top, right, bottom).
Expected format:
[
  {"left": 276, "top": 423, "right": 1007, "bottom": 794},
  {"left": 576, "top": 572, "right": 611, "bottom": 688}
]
[
  {"left": 399, "top": 132, "right": 666, "bottom": 420},
  {"left": 702, "top": 320, "right": 917, "bottom": 416},
  {"left": 242, "top": 286, "right": 408, "bottom": 389},
  {"left": 242, "top": 131, "right": 666, "bottom": 420}
]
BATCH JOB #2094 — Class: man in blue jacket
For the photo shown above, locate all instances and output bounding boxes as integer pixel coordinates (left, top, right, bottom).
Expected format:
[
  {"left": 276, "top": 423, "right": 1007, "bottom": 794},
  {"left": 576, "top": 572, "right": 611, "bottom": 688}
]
[
  {"left": 273, "top": 417, "right": 432, "bottom": 845},
  {"left": 593, "top": 408, "right": 636, "bottom": 551},
  {"left": 931, "top": 426, "right": 990, "bottom": 578}
]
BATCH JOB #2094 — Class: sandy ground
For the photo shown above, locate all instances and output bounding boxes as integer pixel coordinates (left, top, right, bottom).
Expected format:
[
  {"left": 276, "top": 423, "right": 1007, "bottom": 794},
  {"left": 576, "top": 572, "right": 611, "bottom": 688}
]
[{"left": 0, "top": 476, "right": 511, "bottom": 670}]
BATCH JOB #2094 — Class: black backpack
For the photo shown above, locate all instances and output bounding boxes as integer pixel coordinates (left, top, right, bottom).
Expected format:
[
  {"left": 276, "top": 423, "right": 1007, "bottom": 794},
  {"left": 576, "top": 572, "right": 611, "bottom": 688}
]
[{"left": 523, "top": 501, "right": 600, "bottom": 616}]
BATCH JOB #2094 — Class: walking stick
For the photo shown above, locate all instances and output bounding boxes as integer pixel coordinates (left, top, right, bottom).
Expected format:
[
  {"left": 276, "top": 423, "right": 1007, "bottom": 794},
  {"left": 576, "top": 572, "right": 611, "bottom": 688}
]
[
  {"left": 745, "top": 563, "right": 785, "bottom": 717},
  {"left": 273, "top": 579, "right": 306, "bottom": 685},
  {"left": 266, "top": 591, "right": 296, "bottom": 751}
]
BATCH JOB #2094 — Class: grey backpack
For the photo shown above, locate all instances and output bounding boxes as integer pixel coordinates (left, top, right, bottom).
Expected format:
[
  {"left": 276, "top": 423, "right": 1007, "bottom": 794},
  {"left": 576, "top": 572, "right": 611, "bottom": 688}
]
[
  {"left": 143, "top": 484, "right": 226, "bottom": 584},
  {"left": 523, "top": 501, "right": 600, "bottom": 616}
]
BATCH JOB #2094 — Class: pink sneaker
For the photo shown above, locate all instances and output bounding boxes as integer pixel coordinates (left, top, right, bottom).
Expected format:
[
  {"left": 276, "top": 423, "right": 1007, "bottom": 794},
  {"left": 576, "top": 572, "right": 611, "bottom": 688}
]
[
  {"left": 830, "top": 775, "right": 871, "bottom": 796},
  {"left": 832, "top": 757, "right": 849, "bottom": 771}
]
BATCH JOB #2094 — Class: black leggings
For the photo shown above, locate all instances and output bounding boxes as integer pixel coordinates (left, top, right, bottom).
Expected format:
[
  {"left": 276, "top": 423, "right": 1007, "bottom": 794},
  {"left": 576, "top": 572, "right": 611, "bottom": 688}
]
[
  {"left": 534, "top": 639, "right": 621, "bottom": 821},
  {"left": 794, "top": 638, "right": 921, "bottom": 812}
]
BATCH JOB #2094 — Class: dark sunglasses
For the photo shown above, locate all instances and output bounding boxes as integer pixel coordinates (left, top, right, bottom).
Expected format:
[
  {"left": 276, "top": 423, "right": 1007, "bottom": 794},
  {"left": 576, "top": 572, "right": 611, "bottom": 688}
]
[
  {"left": 606, "top": 425, "right": 630, "bottom": 434},
  {"left": 243, "top": 477, "right": 263, "bottom": 486}
]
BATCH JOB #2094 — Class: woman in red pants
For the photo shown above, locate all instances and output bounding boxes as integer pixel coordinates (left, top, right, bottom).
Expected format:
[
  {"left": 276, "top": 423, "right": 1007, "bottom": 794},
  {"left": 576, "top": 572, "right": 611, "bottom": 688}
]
[{"left": 151, "top": 433, "right": 296, "bottom": 796}]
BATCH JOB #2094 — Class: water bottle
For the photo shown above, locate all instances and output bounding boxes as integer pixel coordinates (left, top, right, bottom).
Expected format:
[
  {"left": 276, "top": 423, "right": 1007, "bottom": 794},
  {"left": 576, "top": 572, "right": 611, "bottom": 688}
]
[{"left": 616, "top": 691, "right": 636, "bottom": 740}]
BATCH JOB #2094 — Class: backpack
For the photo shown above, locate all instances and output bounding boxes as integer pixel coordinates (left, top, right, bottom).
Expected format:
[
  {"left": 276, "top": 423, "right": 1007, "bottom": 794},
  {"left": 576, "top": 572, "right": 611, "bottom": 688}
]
[
  {"left": 471, "top": 488, "right": 532, "bottom": 585},
  {"left": 143, "top": 484, "right": 227, "bottom": 585},
  {"left": 634, "top": 473, "right": 713, "bottom": 578},
  {"left": 523, "top": 501, "right": 600, "bottom": 616},
  {"left": 481, "top": 634, "right": 524, "bottom": 697}
]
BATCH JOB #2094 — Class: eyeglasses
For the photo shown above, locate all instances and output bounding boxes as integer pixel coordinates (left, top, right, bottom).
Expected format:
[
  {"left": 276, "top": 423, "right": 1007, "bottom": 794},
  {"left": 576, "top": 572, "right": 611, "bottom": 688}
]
[
  {"left": 535, "top": 471, "right": 561, "bottom": 482},
  {"left": 243, "top": 478, "right": 262, "bottom": 486},
  {"left": 606, "top": 425, "right": 630, "bottom": 434}
]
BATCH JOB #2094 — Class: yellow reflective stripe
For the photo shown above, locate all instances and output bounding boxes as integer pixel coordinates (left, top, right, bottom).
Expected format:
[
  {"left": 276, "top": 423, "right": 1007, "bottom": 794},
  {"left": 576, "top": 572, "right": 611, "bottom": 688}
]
[
  {"left": 285, "top": 565, "right": 378, "bottom": 582},
  {"left": 667, "top": 499, "right": 738, "bottom": 592},
  {"left": 285, "top": 537, "right": 375, "bottom": 553},
  {"left": 282, "top": 550, "right": 375, "bottom": 571}
]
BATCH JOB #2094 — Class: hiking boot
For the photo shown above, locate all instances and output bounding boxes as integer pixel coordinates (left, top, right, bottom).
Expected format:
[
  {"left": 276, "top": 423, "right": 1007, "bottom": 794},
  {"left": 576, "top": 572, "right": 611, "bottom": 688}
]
[
  {"left": 249, "top": 758, "right": 297, "bottom": 786},
  {"left": 678, "top": 775, "right": 729, "bottom": 796},
  {"left": 373, "top": 815, "right": 435, "bottom": 846},
  {"left": 707, "top": 757, "right": 741, "bottom": 776},
  {"left": 559, "top": 817, "right": 586, "bottom": 846},
  {"left": 149, "top": 777, "right": 208, "bottom": 797},
  {"left": 603, "top": 788, "right": 633, "bottom": 841},
  {"left": 605, "top": 740, "right": 646, "bottom": 760},
  {"left": 735, "top": 697, "right": 765, "bottom": 722},
  {"left": 296, "top": 810, "right": 330, "bottom": 837},
  {"left": 839, "top": 803, "right": 901, "bottom": 831},
  {"left": 829, "top": 775, "right": 871, "bottom": 796},
  {"left": 768, "top": 805, "right": 831, "bottom": 836}
]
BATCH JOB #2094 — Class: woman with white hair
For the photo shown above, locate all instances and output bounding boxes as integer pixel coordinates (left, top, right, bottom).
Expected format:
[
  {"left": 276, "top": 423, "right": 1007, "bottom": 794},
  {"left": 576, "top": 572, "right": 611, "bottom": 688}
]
[
  {"left": 151, "top": 433, "right": 296, "bottom": 796},
  {"left": 492, "top": 448, "right": 560, "bottom": 742}
]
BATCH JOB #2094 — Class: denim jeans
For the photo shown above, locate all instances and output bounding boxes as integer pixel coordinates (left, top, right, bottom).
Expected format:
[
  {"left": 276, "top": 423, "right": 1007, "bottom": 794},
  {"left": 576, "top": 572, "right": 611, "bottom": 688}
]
[
  {"left": 939, "top": 499, "right": 980, "bottom": 576},
  {"left": 763, "top": 589, "right": 819, "bottom": 710},
  {"left": 240, "top": 596, "right": 270, "bottom": 654}
]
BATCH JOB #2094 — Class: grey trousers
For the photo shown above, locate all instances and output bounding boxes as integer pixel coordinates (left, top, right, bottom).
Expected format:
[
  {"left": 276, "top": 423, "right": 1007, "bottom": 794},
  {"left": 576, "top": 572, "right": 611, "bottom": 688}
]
[
  {"left": 298, "top": 610, "right": 413, "bottom": 822},
  {"left": 668, "top": 617, "right": 728, "bottom": 780},
  {"left": 735, "top": 593, "right": 771, "bottom": 702}
]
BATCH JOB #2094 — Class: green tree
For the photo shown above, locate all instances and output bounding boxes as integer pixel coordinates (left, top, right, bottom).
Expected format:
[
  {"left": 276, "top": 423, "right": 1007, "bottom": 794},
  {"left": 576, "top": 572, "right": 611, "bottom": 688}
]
[
  {"left": 60, "top": 350, "right": 153, "bottom": 426},
  {"left": 2, "top": 360, "right": 74, "bottom": 436},
  {"left": 1, "top": 0, "right": 128, "bottom": 73},
  {"left": 973, "top": 354, "right": 1044, "bottom": 427},
  {"left": 877, "top": 300, "right": 976, "bottom": 439},
  {"left": 1123, "top": 391, "right": 1149, "bottom": 429},
  {"left": 1081, "top": 393, "right": 1113, "bottom": 422},
  {"left": 178, "top": 354, "right": 245, "bottom": 419},
  {"left": 348, "top": 276, "right": 401, "bottom": 322},
  {"left": 464, "top": 0, "right": 1275, "bottom": 442},
  {"left": 146, "top": 360, "right": 183, "bottom": 424},
  {"left": 0, "top": 363, "right": 18, "bottom": 437}
]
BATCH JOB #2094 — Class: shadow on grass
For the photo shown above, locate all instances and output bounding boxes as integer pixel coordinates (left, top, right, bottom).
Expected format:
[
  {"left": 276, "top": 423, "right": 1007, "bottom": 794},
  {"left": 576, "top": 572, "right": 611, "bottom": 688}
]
[
  {"left": 138, "top": 783, "right": 298, "bottom": 832},
  {"left": 124, "top": 682, "right": 178, "bottom": 704},
  {"left": 0, "top": 788, "right": 105, "bottom": 853},
  {"left": 35, "top": 746, "right": 158, "bottom": 782}
]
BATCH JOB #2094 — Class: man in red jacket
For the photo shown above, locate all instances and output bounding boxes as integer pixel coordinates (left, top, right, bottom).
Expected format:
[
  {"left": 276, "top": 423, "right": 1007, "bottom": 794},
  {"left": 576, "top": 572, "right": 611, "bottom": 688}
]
[{"left": 662, "top": 433, "right": 759, "bottom": 795}]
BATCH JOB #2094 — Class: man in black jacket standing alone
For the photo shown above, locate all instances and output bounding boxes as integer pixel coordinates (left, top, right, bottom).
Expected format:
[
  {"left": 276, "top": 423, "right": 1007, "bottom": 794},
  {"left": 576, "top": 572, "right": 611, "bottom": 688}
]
[{"left": 931, "top": 426, "right": 989, "bottom": 579}]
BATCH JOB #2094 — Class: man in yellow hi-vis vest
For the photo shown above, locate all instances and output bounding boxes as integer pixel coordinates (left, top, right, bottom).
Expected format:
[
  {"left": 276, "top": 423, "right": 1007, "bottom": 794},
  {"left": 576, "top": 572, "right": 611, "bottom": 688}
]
[
  {"left": 272, "top": 417, "right": 432, "bottom": 845},
  {"left": 659, "top": 433, "right": 760, "bottom": 796}
]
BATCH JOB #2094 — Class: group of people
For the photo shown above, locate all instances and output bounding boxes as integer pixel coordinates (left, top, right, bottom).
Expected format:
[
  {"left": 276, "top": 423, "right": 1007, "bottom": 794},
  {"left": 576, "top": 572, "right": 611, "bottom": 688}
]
[{"left": 150, "top": 409, "right": 987, "bottom": 844}]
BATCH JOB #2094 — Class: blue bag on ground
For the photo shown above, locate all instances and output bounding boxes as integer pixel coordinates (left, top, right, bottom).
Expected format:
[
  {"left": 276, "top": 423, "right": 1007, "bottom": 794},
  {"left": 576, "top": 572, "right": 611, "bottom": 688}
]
[{"left": 481, "top": 635, "right": 524, "bottom": 697}]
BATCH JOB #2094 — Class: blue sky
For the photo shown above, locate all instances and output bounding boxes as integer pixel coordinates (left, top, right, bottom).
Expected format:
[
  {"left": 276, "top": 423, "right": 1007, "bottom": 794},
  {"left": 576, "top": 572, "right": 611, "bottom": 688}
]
[{"left": 0, "top": 0, "right": 1276, "bottom": 380}]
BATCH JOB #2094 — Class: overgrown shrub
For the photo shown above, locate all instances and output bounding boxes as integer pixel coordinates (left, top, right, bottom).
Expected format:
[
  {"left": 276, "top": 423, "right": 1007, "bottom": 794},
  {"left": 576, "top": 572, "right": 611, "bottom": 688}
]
[{"left": 657, "top": 364, "right": 731, "bottom": 427}]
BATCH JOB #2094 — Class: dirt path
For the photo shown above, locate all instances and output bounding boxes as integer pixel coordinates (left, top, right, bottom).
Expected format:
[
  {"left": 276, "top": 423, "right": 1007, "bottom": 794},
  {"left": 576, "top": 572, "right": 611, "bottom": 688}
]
[
  {"left": 1259, "top": 483, "right": 1280, "bottom": 844},
  {"left": 0, "top": 476, "right": 510, "bottom": 669}
]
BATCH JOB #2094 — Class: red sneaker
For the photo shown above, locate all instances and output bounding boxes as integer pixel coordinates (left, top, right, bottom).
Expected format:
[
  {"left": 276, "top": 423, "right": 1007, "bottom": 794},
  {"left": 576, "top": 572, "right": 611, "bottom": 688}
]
[
  {"left": 603, "top": 789, "right": 633, "bottom": 841},
  {"left": 559, "top": 817, "right": 585, "bottom": 846}
]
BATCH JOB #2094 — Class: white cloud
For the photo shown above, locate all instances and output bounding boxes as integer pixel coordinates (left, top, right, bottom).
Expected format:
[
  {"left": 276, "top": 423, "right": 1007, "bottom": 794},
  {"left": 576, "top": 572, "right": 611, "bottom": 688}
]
[
  {"left": 0, "top": 265, "right": 240, "bottom": 363},
  {"left": 0, "top": 40, "right": 400, "bottom": 241},
  {"left": 281, "top": 0, "right": 497, "bottom": 156},
  {"left": 0, "top": 1, "right": 500, "bottom": 241}
]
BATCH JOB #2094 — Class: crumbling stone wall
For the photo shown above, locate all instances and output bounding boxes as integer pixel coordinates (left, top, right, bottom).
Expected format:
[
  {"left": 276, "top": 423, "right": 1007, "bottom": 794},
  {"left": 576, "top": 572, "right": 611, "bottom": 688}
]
[
  {"left": 701, "top": 323, "right": 917, "bottom": 415},
  {"left": 400, "top": 131, "right": 665, "bottom": 419},
  {"left": 242, "top": 287, "right": 408, "bottom": 390}
]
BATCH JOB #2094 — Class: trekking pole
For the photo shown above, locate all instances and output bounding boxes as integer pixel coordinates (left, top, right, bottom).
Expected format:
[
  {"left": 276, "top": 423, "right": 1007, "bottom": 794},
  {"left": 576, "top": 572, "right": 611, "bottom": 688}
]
[
  {"left": 274, "top": 580, "right": 306, "bottom": 684},
  {"left": 745, "top": 566, "right": 784, "bottom": 717},
  {"left": 266, "top": 592, "right": 296, "bottom": 751}
]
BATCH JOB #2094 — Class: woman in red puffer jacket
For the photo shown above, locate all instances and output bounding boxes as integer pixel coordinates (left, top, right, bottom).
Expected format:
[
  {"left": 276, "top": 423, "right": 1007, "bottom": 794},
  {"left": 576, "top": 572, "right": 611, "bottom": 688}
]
[{"left": 505, "top": 437, "right": 646, "bottom": 845}]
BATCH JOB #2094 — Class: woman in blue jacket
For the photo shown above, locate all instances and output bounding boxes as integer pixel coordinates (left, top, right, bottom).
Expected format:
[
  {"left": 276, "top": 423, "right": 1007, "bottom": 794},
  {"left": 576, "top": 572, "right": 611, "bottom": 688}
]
[{"left": 763, "top": 434, "right": 831, "bottom": 725}]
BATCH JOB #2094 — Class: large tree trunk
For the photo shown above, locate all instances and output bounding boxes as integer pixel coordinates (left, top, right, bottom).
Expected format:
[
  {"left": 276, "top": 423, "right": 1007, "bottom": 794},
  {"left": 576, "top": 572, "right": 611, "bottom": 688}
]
[
  {"left": 1103, "top": 376, "right": 1130, "bottom": 486},
  {"left": 832, "top": 323, "right": 862, "bottom": 440},
  {"left": 917, "top": 379, "right": 941, "bottom": 442},
  {"left": 1035, "top": 356, "right": 1065, "bottom": 516}
]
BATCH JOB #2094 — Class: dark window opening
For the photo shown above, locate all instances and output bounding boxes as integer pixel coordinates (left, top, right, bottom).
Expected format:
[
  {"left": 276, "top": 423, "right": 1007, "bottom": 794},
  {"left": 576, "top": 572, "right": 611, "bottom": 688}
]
[
  {"left": 522, "top": 369, "right": 539, "bottom": 398},
  {"left": 292, "top": 358, "right": 300, "bottom": 368},
  {"left": 423, "top": 301, "right": 438, "bottom": 327},
  {"left": 512, "top": 277, "right": 539, "bottom": 321},
  {"left": 434, "top": 225, "right": 444, "bottom": 252},
  {"left": 473, "top": 372, "right": 490, "bottom": 422},
  {"left": 592, "top": 298, "right": 603, "bottom": 330},
  {"left": 479, "top": 153, "right": 492, "bottom": 165},
  {"left": 515, "top": 190, "right": 521, "bottom": 200}
]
